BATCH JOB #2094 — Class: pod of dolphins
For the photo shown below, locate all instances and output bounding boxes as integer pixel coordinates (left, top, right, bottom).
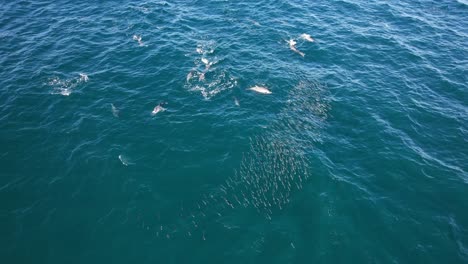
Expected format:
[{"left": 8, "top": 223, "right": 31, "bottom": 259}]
[{"left": 114, "top": 28, "right": 322, "bottom": 242}]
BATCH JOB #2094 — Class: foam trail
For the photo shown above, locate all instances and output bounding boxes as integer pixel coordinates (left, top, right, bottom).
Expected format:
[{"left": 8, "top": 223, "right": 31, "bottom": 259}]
[{"left": 119, "top": 154, "right": 134, "bottom": 166}]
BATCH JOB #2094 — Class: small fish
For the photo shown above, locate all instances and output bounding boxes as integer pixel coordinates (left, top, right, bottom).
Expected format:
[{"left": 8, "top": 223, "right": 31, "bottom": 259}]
[
  {"left": 249, "top": 85, "right": 272, "bottom": 94},
  {"left": 300, "top": 33, "right": 314, "bottom": 42},
  {"left": 111, "top": 103, "right": 119, "bottom": 117},
  {"left": 151, "top": 104, "right": 166, "bottom": 116}
]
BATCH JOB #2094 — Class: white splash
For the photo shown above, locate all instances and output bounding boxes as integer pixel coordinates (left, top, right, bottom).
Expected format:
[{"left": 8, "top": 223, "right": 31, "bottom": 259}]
[
  {"left": 133, "top": 34, "right": 144, "bottom": 46},
  {"left": 48, "top": 73, "right": 88, "bottom": 96},
  {"left": 188, "top": 72, "right": 237, "bottom": 100},
  {"left": 79, "top": 73, "right": 89, "bottom": 82},
  {"left": 195, "top": 41, "right": 216, "bottom": 55},
  {"left": 288, "top": 39, "right": 297, "bottom": 47},
  {"left": 288, "top": 39, "right": 305, "bottom": 57},
  {"left": 59, "top": 88, "right": 71, "bottom": 96},
  {"left": 186, "top": 41, "right": 237, "bottom": 99}
]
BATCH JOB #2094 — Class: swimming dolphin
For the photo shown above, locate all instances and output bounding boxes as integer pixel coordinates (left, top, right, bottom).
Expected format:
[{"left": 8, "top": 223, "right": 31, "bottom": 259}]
[
  {"left": 300, "top": 33, "right": 314, "bottom": 42},
  {"left": 201, "top": 58, "right": 209, "bottom": 65},
  {"left": 186, "top": 71, "right": 194, "bottom": 82},
  {"left": 111, "top": 103, "right": 119, "bottom": 117},
  {"left": 198, "top": 72, "right": 205, "bottom": 81},
  {"left": 249, "top": 19, "right": 261, "bottom": 27},
  {"left": 249, "top": 85, "right": 272, "bottom": 94},
  {"left": 151, "top": 103, "right": 166, "bottom": 116},
  {"left": 201, "top": 57, "right": 213, "bottom": 70},
  {"left": 287, "top": 39, "right": 305, "bottom": 57}
]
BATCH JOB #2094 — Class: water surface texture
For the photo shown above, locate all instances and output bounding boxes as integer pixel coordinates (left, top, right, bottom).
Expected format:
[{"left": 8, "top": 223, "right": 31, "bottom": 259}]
[{"left": 1, "top": 0, "right": 467, "bottom": 263}]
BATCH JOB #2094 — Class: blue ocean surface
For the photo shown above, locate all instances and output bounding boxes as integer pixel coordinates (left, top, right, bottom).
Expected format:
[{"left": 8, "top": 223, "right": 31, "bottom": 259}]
[{"left": 0, "top": 0, "right": 467, "bottom": 263}]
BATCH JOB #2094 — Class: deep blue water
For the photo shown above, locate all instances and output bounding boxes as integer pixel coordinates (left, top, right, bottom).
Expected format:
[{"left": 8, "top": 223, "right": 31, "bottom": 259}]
[{"left": 1, "top": 0, "right": 467, "bottom": 263}]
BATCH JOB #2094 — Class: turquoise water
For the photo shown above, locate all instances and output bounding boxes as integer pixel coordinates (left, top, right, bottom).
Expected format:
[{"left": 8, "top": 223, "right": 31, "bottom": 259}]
[{"left": 1, "top": 0, "right": 467, "bottom": 263}]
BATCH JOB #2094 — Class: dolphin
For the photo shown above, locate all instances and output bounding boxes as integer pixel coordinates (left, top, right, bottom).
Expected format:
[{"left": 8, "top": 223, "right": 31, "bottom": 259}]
[
  {"left": 201, "top": 58, "right": 209, "bottom": 65},
  {"left": 186, "top": 71, "right": 194, "bottom": 82},
  {"left": 288, "top": 39, "right": 305, "bottom": 57},
  {"left": 300, "top": 33, "right": 314, "bottom": 42},
  {"left": 151, "top": 103, "right": 166, "bottom": 116},
  {"left": 198, "top": 72, "right": 205, "bottom": 81},
  {"left": 249, "top": 85, "right": 272, "bottom": 94},
  {"left": 111, "top": 103, "right": 119, "bottom": 117},
  {"left": 201, "top": 57, "right": 213, "bottom": 70}
]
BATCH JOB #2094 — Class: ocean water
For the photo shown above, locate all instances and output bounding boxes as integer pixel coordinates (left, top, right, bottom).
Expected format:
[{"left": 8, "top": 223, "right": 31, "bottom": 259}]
[{"left": 0, "top": 0, "right": 467, "bottom": 263}]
